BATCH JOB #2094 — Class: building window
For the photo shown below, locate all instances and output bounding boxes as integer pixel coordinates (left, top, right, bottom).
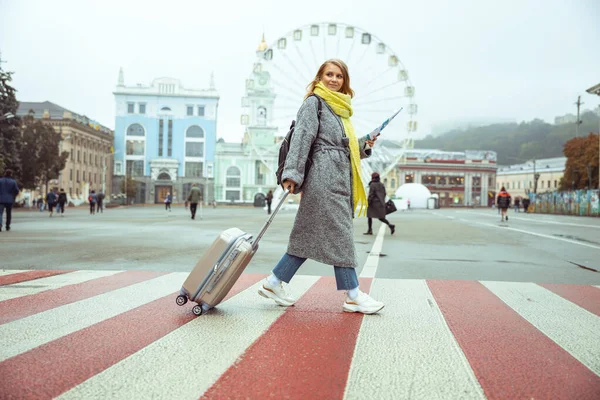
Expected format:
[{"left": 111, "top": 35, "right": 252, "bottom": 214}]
[
  {"left": 126, "top": 160, "right": 144, "bottom": 177},
  {"left": 77, "top": 150, "right": 81, "bottom": 162},
  {"left": 76, "top": 170, "right": 80, "bottom": 182},
  {"left": 115, "top": 161, "right": 123, "bottom": 175},
  {"left": 95, "top": 155, "right": 98, "bottom": 166},
  {"left": 70, "top": 169, "right": 73, "bottom": 180},
  {"left": 186, "top": 106, "right": 193, "bottom": 116},
  {"left": 126, "top": 140, "right": 145, "bottom": 156},
  {"left": 185, "top": 162, "right": 203, "bottom": 178},
  {"left": 186, "top": 125, "right": 204, "bottom": 138},
  {"left": 158, "top": 120, "right": 164, "bottom": 156},
  {"left": 226, "top": 190, "right": 241, "bottom": 201},
  {"left": 168, "top": 119, "right": 173, "bottom": 157},
  {"left": 127, "top": 123, "right": 145, "bottom": 136},
  {"left": 83, "top": 171, "right": 86, "bottom": 181},
  {"left": 518, "top": 181, "right": 521, "bottom": 189},
  {"left": 70, "top": 149, "right": 74, "bottom": 160},
  {"left": 255, "top": 160, "right": 265, "bottom": 185},
  {"left": 139, "top": 103, "right": 146, "bottom": 114},
  {"left": 541, "top": 181, "right": 544, "bottom": 189},
  {"left": 405, "top": 173, "right": 414, "bottom": 183},
  {"left": 547, "top": 180, "right": 550, "bottom": 189},
  {"left": 69, "top": 188, "right": 72, "bottom": 197},
  {"left": 422, "top": 175, "right": 435, "bottom": 185},
  {"left": 186, "top": 142, "right": 204, "bottom": 157},
  {"left": 226, "top": 166, "right": 241, "bottom": 187},
  {"left": 198, "top": 106, "right": 205, "bottom": 117},
  {"left": 127, "top": 103, "right": 134, "bottom": 114},
  {"left": 391, "top": 178, "right": 396, "bottom": 189}
]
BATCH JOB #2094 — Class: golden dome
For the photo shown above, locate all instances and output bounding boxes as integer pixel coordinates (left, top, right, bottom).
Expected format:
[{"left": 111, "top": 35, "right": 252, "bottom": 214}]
[{"left": 257, "top": 33, "right": 268, "bottom": 51}]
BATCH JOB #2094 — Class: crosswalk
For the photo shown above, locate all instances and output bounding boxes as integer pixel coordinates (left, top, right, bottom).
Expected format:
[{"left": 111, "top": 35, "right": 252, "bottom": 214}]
[{"left": 0, "top": 269, "right": 599, "bottom": 399}]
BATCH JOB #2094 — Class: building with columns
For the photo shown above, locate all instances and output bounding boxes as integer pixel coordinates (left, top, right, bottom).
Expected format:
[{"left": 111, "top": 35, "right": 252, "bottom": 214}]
[
  {"left": 16, "top": 101, "right": 114, "bottom": 204},
  {"left": 113, "top": 70, "right": 219, "bottom": 204},
  {"left": 366, "top": 141, "right": 498, "bottom": 207}
]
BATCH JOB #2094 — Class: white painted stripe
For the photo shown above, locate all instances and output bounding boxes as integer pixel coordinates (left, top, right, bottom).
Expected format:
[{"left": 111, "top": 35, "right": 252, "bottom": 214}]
[
  {"left": 0, "top": 273, "right": 186, "bottom": 362},
  {"left": 0, "top": 270, "right": 31, "bottom": 276},
  {"left": 359, "top": 224, "right": 386, "bottom": 278},
  {"left": 344, "top": 279, "right": 486, "bottom": 400},
  {"left": 58, "top": 276, "right": 319, "bottom": 400},
  {"left": 482, "top": 281, "right": 600, "bottom": 375},
  {"left": 470, "top": 221, "right": 600, "bottom": 250},
  {"left": 0, "top": 270, "right": 122, "bottom": 301},
  {"left": 466, "top": 211, "right": 600, "bottom": 229}
]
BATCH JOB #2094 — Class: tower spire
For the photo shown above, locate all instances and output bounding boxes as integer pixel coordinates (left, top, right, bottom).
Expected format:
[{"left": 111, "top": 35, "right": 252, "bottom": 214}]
[{"left": 118, "top": 67, "right": 124, "bottom": 86}]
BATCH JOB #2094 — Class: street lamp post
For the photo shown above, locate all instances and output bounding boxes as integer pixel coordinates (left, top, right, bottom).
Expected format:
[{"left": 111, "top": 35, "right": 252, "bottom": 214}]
[{"left": 585, "top": 83, "right": 600, "bottom": 189}]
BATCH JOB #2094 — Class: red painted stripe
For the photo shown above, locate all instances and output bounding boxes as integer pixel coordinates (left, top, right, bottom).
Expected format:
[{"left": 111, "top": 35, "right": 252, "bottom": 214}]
[
  {"left": 0, "top": 273, "right": 265, "bottom": 400},
  {"left": 428, "top": 280, "right": 600, "bottom": 399},
  {"left": 202, "top": 277, "right": 372, "bottom": 400},
  {"left": 0, "top": 271, "right": 168, "bottom": 325},
  {"left": 0, "top": 270, "right": 72, "bottom": 286},
  {"left": 538, "top": 283, "right": 600, "bottom": 317}
]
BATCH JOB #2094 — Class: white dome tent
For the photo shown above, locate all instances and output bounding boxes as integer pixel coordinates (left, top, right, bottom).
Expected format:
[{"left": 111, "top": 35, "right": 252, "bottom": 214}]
[{"left": 394, "top": 183, "right": 432, "bottom": 209}]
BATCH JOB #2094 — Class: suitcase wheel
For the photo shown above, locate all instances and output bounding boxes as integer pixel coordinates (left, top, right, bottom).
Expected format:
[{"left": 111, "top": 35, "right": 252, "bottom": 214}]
[
  {"left": 192, "top": 304, "right": 203, "bottom": 316},
  {"left": 176, "top": 295, "right": 188, "bottom": 306}
]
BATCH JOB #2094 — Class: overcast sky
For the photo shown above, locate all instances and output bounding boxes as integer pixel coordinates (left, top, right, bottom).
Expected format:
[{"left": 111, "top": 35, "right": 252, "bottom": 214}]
[{"left": 1, "top": 0, "right": 599, "bottom": 142}]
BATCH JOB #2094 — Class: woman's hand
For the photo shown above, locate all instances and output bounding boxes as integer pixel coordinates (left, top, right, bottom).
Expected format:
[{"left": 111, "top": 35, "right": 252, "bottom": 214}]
[
  {"left": 282, "top": 179, "right": 297, "bottom": 193},
  {"left": 366, "top": 136, "right": 377, "bottom": 148}
]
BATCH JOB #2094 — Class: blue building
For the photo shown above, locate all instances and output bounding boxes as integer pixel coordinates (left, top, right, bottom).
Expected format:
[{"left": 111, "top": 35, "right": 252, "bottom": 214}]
[{"left": 113, "top": 69, "right": 219, "bottom": 203}]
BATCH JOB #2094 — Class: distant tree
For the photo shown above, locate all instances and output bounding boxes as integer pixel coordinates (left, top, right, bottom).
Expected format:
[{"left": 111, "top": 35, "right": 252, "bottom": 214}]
[
  {"left": 561, "top": 133, "right": 599, "bottom": 190},
  {"left": 0, "top": 58, "right": 21, "bottom": 177},
  {"left": 19, "top": 114, "right": 69, "bottom": 191},
  {"left": 414, "top": 112, "right": 599, "bottom": 165}
]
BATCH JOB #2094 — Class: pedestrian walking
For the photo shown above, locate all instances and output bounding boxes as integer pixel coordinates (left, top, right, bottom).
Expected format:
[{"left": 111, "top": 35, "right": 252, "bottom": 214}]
[
  {"left": 187, "top": 184, "right": 202, "bottom": 220},
  {"left": 46, "top": 188, "right": 57, "bottom": 217},
  {"left": 96, "top": 191, "right": 105, "bottom": 213},
  {"left": 88, "top": 190, "right": 97, "bottom": 215},
  {"left": 57, "top": 188, "right": 67, "bottom": 216},
  {"left": 266, "top": 190, "right": 273, "bottom": 215},
  {"left": 0, "top": 169, "right": 20, "bottom": 232},
  {"left": 258, "top": 58, "right": 384, "bottom": 314},
  {"left": 38, "top": 197, "right": 44, "bottom": 212},
  {"left": 522, "top": 197, "right": 530, "bottom": 213},
  {"left": 364, "top": 172, "right": 395, "bottom": 235},
  {"left": 514, "top": 197, "right": 520, "bottom": 213},
  {"left": 164, "top": 192, "right": 172, "bottom": 211},
  {"left": 497, "top": 186, "right": 511, "bottom": 222},
  {"left": 407, "top": 199, "right": 411, "bottom": 211}
]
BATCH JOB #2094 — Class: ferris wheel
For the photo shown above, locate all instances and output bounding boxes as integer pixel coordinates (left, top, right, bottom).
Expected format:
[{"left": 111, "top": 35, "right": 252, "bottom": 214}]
[{"left": 241, "top": 22, "right": 418, "bottom": 149}]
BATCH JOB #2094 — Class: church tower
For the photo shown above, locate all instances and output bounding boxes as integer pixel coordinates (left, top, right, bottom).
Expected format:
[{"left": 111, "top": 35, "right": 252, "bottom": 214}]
[{"left": 242, "top": 34, "right": 278, "bottom": 148}]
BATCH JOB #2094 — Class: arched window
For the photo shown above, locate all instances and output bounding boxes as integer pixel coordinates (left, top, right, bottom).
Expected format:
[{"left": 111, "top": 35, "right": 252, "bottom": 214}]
[
  {"left": 160, "top": 107, "right": 172, "bottom": 112},
  {"left": 127, "top": 123, "right": 145, "bottom": 136},
  {"left": 157, "top": 172, "right": 171, "bottom": 180},
  {"left": 186, "top": 125, "right": 205, "bottom": 138},
  {"left": 225, "top": 166, "right": 241, "bottom": 201}
]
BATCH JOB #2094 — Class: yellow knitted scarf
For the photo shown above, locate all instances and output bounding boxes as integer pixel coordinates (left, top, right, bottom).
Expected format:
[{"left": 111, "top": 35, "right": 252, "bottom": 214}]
[{"left": 313, "top": 82, "right": 367, "bottom": 217}]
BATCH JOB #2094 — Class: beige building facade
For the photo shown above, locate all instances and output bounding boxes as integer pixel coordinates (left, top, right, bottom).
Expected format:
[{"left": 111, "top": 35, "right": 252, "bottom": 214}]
[
  {"left": 495, "top": 157, "right": 566, "bottom": 199},
  {"left": 17, "top": 101, "right": 114, "bottom": 204}
]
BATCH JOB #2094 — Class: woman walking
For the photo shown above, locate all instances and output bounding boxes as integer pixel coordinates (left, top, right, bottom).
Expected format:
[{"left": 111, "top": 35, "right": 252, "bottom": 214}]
[
  {"left": 364, "top": 172, "right": 395, "bottom": 235},
  {"left": 258, "top": 59, "right": 384, "bottom": 314}
]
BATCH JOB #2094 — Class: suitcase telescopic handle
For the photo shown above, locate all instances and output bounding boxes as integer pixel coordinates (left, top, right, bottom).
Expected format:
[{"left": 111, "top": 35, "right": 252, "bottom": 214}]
[{"left": 252, "top": 188, "right": 290, "bottom": 251}]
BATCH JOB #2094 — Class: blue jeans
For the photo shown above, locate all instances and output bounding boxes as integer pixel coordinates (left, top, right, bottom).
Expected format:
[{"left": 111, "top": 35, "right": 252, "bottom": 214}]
[{"left": 273, "top": 253, "right": 359, "bottom": 290}]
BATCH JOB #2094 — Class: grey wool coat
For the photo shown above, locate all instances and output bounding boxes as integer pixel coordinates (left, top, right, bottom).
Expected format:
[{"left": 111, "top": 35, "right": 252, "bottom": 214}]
[
  {"left": 367, "top": 181, "right": 387, "bottom": 219},
  {"left": 282, "top": 95, "right": 371, "bottom": 269}
]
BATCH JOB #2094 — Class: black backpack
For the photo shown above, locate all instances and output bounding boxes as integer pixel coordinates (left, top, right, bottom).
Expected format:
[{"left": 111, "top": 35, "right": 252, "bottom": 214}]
[{"left": 276, "top": 95, "right": 322, "bottom": 188}]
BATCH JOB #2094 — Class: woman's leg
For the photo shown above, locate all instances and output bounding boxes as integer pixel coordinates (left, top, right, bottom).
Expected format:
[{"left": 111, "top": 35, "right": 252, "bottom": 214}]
[
  {"left": 333, "top": 266, "right": 359, "bottom": 291},
  {"left": 259, "top": 253, "right": 305, "bottom": 306},
  {"left": 378, "top": 217, "right": 391, "bottom": 226},
  {"left": 272, "top": 253, "right": 306, "bottom": 283}
]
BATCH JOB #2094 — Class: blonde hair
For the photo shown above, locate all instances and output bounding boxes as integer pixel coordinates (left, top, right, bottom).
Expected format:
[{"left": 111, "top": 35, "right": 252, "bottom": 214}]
[{"left": 305, "top": 59, "right": 354, "bottom": 99}]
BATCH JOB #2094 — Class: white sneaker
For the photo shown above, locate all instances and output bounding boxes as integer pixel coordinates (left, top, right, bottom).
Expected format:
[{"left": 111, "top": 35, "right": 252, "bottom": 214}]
[
  {"left": 258, "top": 278, "right": 296, "bottom": 306},
  {"left": 343, "top": 290, "right": 384, "bottom": 314}
]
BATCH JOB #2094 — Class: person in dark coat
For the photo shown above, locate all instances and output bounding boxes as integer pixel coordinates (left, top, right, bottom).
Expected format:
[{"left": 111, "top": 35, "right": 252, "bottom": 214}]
[
  {"left": 266, "top": 190, "right": 274, "bottom": 215},
  {"left": 88, "top": 190, "right": 97, "bottom": 215},
  {"left": 257, "top": 59, "right": 384, "bottom": 314},
  {"left": 497, "top": 186, "right": 511, "bottom": 222},
  {"left": 164, "top": 192, "right": 172, "bottom": 211},
  {"left": 96, "top": 191, "right": 105, "bottom": 213},
  {"left": 46, "top": 188, "right": 57, "bottom": 217},
  {"left": 57, "top": 188, "right": 67, "bottom": 216},
  {"left": 0, "top": 169, "right": 20, "bottom": 232},
  {"left": 364, "top": 172, "right": 395, "bottom": 235},
  {"left": 187, "top": 184, "right": 202, "bottom": 220},
  {"left": 522, "top": 197, "right": 530, "bottom": 213}
]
